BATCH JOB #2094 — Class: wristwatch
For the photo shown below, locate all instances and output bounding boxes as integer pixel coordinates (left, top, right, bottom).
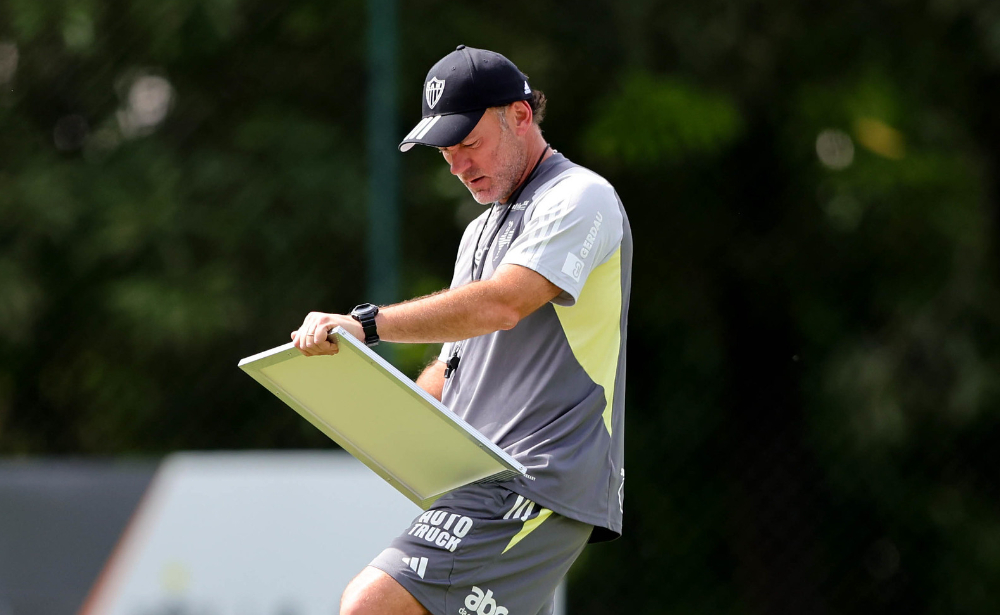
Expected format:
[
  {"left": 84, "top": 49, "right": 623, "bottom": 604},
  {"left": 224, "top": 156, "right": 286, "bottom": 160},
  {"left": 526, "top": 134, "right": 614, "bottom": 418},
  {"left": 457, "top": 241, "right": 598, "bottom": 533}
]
[{"left": 350, "top": 303, "right": 380, "bottom": 347}]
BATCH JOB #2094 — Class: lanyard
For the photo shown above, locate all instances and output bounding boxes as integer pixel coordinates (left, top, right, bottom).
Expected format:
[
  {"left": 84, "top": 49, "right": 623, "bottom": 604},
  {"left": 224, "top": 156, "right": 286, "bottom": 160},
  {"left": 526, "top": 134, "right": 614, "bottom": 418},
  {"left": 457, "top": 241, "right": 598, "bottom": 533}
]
[
  {"left": 469, "top": 145, "right": 550, "bottom": 282},
  {"left": 446, "top": 144, "right": 550, "bottom": 379}
]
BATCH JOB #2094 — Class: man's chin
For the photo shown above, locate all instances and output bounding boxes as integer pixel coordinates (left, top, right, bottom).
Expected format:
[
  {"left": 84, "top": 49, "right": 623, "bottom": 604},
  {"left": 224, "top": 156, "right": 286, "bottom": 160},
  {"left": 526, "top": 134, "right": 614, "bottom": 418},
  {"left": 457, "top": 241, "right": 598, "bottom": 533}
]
[{"left": 466, "top": 185, "right": 498, "bottom": 205}]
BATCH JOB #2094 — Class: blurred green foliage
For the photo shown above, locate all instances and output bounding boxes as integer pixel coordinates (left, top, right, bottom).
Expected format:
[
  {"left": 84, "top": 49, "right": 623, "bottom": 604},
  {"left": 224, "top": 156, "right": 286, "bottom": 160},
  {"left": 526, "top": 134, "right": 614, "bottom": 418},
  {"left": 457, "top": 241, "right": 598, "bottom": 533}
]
[
  {"left": 2, "top": 0, "right": 1000, "bottom": 613},
  {"left": 584, "top": 72, "right": 744, "bottom": 167}
]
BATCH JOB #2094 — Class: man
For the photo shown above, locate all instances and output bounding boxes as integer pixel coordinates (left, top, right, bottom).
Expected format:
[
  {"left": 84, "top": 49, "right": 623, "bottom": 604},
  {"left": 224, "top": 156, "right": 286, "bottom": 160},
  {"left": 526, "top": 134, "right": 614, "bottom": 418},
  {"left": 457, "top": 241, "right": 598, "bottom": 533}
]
[{"left": 292, "top": 45, "right": 632, "bottom": 615}]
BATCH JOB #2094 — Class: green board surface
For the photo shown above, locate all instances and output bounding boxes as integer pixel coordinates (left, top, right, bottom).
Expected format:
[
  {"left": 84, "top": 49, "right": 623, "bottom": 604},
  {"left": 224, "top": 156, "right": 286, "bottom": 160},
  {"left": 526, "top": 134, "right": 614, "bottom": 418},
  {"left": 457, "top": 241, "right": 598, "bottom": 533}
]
[{"left": 238, "top": 328, "right": 526, "bottom": 508}]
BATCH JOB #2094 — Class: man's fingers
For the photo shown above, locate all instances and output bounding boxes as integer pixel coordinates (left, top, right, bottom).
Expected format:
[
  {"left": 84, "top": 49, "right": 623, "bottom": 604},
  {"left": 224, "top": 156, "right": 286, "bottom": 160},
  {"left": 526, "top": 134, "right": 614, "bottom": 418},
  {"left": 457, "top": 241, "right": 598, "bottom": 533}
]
[
  {"left": 303, "top": 340, "right": 338, "bottom": 356},
  {"left": 312, "top": 325, "right": 327, "bottom": 348},
  {"left": 292, "top": 313, "right": 342, "bottom": 356},
  {"left": 291, "top": 330, "right": 339, "bottom": 356},
  {"left": 293, "top": 325, "right": 314, "bottom": 353},
  {"left": 300, "top": 318, "right": 320, "bottom": 348},
  {"left": 293, "top": 330, "right": 310, "bottom": 355}
]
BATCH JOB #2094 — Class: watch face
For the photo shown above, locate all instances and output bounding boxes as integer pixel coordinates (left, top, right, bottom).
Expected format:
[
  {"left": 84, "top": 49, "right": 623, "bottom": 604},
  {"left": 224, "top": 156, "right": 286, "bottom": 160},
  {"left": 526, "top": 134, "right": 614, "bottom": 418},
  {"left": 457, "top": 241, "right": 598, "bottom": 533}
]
[{"left": 353, "top": 303, "right": 377, "bottom": 318}]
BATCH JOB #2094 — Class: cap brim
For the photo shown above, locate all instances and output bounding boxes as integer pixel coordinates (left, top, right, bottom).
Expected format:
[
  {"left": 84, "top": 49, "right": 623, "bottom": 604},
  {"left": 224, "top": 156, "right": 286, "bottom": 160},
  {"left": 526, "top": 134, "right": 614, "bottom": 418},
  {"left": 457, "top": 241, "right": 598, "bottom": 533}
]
[{"left": 398, "top": 109, "right": 486, "bottom": 152}]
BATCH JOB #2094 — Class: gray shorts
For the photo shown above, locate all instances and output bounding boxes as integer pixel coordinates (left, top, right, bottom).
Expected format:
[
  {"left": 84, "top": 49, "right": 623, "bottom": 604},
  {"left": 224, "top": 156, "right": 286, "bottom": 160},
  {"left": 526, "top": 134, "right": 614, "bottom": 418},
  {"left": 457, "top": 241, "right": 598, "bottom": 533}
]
[{"left": 369, "top": 482, "right": 592, "bottom": 615}]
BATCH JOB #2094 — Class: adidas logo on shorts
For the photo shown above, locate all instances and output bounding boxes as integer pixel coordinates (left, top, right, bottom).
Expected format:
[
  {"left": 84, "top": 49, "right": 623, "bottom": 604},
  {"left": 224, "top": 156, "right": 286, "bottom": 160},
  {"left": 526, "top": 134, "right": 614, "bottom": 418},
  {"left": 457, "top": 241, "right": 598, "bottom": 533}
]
[
  {"left": 459, "top": 586, "right": 507, "bottom": 615},
  {"left": 401, "top": 556, "right": 428, "bottom": 579}
]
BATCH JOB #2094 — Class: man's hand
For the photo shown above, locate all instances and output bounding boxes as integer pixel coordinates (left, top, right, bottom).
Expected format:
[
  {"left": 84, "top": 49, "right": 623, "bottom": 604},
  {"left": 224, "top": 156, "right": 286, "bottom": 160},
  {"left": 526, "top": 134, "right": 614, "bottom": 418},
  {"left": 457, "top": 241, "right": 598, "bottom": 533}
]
[{"left": 291, "top": 311, "right": 365, "bottom": 356}]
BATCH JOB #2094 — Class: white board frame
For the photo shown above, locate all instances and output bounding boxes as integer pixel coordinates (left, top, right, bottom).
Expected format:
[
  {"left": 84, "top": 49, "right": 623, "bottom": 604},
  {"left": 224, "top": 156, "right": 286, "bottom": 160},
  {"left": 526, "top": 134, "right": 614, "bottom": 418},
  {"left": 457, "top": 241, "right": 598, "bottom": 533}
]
[{"left": 238, "top": 328, "right": 527, "bottom": 508}]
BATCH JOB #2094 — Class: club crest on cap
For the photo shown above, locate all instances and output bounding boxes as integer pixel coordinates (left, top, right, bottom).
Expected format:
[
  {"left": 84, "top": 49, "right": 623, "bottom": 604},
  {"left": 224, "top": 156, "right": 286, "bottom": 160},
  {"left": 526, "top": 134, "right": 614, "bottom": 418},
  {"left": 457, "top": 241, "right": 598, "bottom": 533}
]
[{"left": 425, "top": 77, "right": 446, "bottom": 110}]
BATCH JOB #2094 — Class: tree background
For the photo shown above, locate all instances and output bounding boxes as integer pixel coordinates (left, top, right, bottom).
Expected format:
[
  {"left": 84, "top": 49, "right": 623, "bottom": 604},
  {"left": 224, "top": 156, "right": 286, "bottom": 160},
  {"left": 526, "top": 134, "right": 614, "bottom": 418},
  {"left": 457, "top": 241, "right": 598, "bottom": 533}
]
[{"left": 2, "top": 0, "right": 999, "bottom": 613}]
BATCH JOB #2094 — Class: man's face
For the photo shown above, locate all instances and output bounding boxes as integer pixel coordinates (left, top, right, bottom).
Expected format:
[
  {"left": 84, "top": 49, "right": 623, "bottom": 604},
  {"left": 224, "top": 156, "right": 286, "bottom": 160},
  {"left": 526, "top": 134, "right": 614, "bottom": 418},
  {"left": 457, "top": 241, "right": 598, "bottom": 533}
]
[{"left": 439, "top": 108, "right": 528, "bottom": 205}]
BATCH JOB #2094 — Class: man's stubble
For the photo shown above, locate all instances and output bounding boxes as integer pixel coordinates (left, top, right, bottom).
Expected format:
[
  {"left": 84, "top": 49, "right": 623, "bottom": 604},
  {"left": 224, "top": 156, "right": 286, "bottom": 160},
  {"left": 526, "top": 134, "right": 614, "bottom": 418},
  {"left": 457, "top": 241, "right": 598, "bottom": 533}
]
[{"left": 467, "top": 120, "right": 529, "bottom": 205}]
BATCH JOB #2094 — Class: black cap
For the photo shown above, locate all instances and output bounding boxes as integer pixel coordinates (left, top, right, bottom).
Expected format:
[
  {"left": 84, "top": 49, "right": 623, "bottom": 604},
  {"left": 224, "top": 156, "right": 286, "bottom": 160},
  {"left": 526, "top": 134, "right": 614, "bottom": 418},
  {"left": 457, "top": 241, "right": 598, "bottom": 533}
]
[{"left": 399, "top": 46, "right": 533, "bottom": 152}]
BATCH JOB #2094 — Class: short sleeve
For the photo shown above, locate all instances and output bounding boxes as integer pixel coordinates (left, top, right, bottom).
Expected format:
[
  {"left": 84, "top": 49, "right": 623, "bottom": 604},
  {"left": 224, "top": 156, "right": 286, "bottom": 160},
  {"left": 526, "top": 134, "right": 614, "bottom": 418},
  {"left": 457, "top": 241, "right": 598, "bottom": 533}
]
[
  {"left": 501, "top": 176, "right": 623, "bottom": 305},
  {"left": 439, "top": 341, "right": 456, "bottom": 362}
]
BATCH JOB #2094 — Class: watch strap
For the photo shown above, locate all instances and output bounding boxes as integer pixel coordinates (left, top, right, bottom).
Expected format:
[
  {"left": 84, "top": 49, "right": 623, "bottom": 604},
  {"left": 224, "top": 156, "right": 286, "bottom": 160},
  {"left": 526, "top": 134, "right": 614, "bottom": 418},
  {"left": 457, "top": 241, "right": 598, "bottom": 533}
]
[{"left": 351, "top": 304, "right": 380, "bottom": 347}]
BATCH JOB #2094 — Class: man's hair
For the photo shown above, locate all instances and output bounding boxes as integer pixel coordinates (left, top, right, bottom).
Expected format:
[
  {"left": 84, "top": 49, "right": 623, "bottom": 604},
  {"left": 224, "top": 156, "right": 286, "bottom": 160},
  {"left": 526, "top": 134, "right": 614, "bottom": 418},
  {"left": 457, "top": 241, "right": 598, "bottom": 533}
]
[
  {"left": 528, "top": 89, "right": 547, "bottom": 125},
  {"left": 493, "top": 89, "right": 547, "bottom": 130}
]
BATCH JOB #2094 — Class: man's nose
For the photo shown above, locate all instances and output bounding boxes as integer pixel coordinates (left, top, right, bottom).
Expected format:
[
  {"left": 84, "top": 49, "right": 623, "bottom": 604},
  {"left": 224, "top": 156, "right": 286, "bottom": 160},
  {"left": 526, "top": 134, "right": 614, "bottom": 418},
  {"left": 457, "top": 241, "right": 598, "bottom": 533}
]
[{"left": 449, "top": 152, "right": 470, "bottom": 176}]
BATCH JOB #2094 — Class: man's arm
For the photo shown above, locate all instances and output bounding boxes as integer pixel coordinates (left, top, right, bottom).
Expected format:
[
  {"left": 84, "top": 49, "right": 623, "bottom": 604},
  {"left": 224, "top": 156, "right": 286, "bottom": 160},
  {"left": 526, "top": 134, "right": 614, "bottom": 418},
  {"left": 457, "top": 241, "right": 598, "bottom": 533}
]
[
  {"left": 415, "top": 360, "right": 447, "bottom": 401},
  {"left": 378, "top": 263, "right": 562, "bottom": 343},
  {"left": 291, "top": 264, "right": 562, "bottom": 355}
]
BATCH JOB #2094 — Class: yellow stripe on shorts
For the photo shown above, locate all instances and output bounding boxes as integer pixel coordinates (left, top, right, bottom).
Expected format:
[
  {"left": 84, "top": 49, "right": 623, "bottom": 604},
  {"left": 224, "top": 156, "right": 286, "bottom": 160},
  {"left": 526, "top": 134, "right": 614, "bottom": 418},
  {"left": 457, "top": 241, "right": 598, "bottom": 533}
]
[{"left": 502, "top": 508, "right": 553, "bottom": 555}]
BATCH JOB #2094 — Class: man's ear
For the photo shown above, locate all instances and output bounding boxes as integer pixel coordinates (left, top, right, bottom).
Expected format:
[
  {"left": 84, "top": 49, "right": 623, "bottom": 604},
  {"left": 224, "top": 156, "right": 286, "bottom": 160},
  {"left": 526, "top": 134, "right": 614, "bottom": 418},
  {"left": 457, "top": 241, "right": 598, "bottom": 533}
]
[{"left": 511, "top": 100, "right": 534, "bottom": 135}]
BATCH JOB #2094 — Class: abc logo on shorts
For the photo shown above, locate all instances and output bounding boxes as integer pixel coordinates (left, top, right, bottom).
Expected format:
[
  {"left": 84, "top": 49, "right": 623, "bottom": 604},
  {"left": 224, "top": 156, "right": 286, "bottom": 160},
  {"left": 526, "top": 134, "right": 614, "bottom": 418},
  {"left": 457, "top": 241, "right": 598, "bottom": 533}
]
[{"left": 459, "top": 586, "right": 508, "bottom": 615}]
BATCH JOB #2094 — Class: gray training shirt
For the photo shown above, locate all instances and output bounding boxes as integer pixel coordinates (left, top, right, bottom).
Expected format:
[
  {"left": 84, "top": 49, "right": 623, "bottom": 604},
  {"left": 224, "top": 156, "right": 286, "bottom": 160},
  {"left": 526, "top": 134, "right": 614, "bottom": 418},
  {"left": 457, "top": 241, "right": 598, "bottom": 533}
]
[{"left": 439, "top": 152, "right": 632, "bottom": 541}]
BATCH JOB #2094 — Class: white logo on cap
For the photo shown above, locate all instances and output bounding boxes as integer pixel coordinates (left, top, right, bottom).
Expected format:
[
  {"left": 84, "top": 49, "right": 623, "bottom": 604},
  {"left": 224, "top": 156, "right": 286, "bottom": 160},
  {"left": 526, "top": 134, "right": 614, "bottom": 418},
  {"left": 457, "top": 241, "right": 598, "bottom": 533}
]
[
  {"left": 426, "top": 77, "right": 446, "bottom": 109},
  {"left": 523, "top": 80, "right": 530, "bottom": 95}
]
